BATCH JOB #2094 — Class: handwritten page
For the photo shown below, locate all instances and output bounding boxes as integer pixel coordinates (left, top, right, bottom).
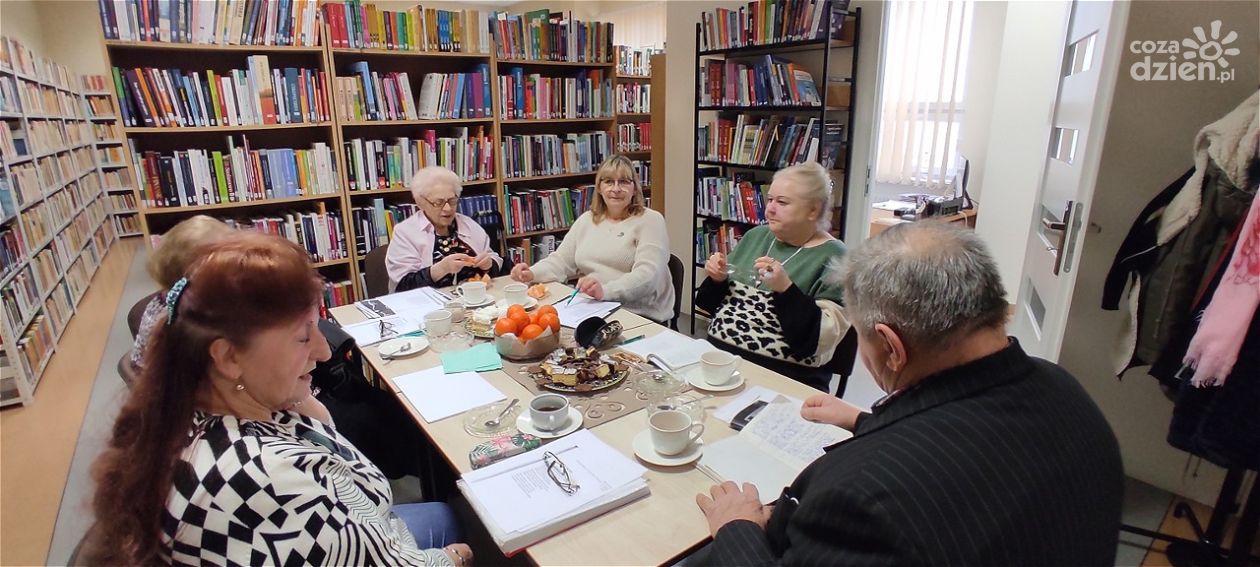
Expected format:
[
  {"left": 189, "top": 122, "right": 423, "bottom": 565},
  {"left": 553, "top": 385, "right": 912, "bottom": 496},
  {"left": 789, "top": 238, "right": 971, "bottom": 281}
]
[
  {"left": 554, "top": 295, "right": 620, "bottom": 328},
  {"left": 395, "top": 368, "right": 505, "bottom": 422},
  {"left": 712, "top": 385, "right": 799, "bottom": 424},
  {"left": 341, "top": 315, "right": 421, "bottom": 346},
  {"left": 742, "top": 398, "right": 850, "bottom": 469}
]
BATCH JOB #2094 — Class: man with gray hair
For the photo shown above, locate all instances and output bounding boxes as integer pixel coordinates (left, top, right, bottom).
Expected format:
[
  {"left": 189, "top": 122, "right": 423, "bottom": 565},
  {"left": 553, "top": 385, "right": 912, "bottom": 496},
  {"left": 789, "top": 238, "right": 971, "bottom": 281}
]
[{"left": 696, "top": 222, "right": 1123, "bottom": 566}]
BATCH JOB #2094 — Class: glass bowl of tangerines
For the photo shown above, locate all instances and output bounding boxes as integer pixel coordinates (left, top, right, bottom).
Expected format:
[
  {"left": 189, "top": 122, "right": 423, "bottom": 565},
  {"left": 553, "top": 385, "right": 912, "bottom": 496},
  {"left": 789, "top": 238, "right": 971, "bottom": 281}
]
[{"left": 493, "top": 303, "right": 562, "bottom": 360}]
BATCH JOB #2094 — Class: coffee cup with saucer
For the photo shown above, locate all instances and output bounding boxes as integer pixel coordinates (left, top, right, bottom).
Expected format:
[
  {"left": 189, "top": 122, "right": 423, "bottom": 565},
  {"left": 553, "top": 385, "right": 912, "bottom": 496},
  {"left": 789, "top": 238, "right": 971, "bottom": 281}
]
[{"left": 632, "top": 410, "right": 705, "bottom": 466}]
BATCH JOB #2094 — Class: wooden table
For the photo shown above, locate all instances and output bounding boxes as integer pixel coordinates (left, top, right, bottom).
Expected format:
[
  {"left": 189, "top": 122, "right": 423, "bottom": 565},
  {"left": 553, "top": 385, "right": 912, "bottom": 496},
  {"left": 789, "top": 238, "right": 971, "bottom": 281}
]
[{"left": 328, "top": 277, "right": 821, "bottom": 566}]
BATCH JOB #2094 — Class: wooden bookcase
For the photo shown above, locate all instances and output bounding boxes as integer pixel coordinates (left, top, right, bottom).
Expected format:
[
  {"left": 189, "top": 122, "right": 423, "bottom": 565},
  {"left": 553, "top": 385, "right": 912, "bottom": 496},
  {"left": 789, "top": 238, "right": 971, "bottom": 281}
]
[
  {"left": 614, "top": 46, "right": 661, "bottom": 215},
  {"left": 0, "top": 38, "right": 118, "bottom": 406}
]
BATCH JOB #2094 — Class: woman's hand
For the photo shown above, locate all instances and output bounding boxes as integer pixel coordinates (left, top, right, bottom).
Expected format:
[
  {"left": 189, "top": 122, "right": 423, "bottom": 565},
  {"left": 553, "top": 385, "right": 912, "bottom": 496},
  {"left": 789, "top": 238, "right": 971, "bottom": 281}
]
[
  {"left": 576, "top": 276, "right": 604, "bottom": 300},
  {"left": 704, "top": 252, "right": 728, "bottom": 283},
  {"left": 800, "top": 394, "right": 864, "bottom": 431},
  {"left": 754, "top": 256, "right": 793, "bottom": 293},
  {"left": 443, "top": 543, "right": 473, "bottom": 567},
  {"left": 510, "top": 263, "right": 535, "bottom": 283},
  {"left": 471, "top": 254, "right": 494, "bottom": 271},
  {"left": 433, "top": 253, "right": 473, "bottom": 280}
]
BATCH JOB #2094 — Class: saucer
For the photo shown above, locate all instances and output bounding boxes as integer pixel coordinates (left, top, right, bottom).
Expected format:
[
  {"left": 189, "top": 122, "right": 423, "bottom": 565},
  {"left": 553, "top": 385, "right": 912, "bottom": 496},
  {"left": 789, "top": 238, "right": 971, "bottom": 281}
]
[
  {"left": 378, "top": 337, "right": 429, "bottom": 359},
  {"left": 459, "top": 296, "right": 495, "bottom": 308},
  {"left": 685, "top": 368, "right": 745, "bottom": 392},
  {"left": 429, "top": 330, "right": 474, "bottom": 352},
  {"left": 496, "top": 297, "right": 539, "bottom": 310},
  {"left": 516, "top": 407, "right": 583, "bottom": 439},
  {"left": 632, "top": 430, "right": 704, "bottom": 466}
]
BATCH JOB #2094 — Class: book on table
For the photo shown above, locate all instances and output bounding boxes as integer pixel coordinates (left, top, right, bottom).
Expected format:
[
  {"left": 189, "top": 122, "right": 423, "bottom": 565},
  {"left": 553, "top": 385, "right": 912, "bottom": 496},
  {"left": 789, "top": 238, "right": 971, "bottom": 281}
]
[{"left": 699, "top": 396, "right": 851, "bottom": 504}]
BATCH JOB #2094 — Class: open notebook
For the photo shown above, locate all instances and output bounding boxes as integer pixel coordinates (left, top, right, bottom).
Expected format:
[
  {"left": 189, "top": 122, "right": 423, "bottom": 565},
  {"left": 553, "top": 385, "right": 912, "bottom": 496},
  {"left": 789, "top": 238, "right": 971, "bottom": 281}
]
[
  {"left": 698, "top": 397, "right": 852, "bottom": 504},
  {"left": 457, "top": 430, "right": 649, "bottom": 554}
]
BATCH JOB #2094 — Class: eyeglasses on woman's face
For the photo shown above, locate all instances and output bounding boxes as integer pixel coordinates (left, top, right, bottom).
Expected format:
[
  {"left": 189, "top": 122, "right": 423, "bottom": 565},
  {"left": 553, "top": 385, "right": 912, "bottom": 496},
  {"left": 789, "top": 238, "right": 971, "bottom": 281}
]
[
  {"left": 600, "top": 178, "right": 635, "bottom": 189},
  {"left": 422, "top": 196, "right": 460, "bottom": 209}
]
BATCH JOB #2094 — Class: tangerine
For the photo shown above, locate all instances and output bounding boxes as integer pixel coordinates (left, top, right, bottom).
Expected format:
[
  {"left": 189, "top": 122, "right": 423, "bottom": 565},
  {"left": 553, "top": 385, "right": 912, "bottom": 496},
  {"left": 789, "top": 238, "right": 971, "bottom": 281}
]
[
  {"left": 509, "top": 312, "right": 531, "bottom": 330},
  {"left": 536, "top": 304, "right": 558, "bottom": 318},
  {"left": 494, "top": 318, "right": 517, "bottom": 336},
  {"left": 519, "top": 324, "right": 545, "bottom": 342},
  {"left": 539, "top": 313, "right": 561, "bottom": 333},
  {"left": 506, "top": 304, "right": 527, "bottom": 319},
  {"left": 529, "top": 311, "right": 541, "bottom": 325}
]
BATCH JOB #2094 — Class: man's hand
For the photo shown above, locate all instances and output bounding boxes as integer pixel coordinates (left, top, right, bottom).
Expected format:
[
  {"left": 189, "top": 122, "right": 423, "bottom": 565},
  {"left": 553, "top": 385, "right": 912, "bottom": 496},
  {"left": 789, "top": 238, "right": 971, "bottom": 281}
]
[
  {"left": 576, "top": 275, "right": 604, "bottom": 300},
  {"left": 510, "top": 263, "right": 535, "bottom": 283},
  {"left": 696, "top": 481, "right": 768, "bottom": 536},
  {"left": 801, "top": 394, "right": 864, "bottom": 431}
]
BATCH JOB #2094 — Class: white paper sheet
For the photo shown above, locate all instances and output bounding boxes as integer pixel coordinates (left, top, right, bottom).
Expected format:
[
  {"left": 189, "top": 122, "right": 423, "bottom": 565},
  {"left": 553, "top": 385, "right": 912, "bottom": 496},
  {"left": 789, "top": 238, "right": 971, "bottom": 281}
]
[
  {"left": 554, "top": 295, "right": 620, "bottom": 328},
  {"left": 712, "top": 385, "right": 800, "bottom": 424},
  {"left": 394, "top": 368, "right": 505, "bottom": 422},
  {"left": 742, "top": 399, "right": 850, "bottom": 469},
  {"left": 375, "top": 287, "right": 448, "bottom": 319},
  {"left": 341, "top": 315, "right": 422, "bottom": 346},
  {"left": 461, "top": 430, "right": 647, "bottom": 533},
  {"left": 621, "top": 332, "right": 717, "bottom": 370}
]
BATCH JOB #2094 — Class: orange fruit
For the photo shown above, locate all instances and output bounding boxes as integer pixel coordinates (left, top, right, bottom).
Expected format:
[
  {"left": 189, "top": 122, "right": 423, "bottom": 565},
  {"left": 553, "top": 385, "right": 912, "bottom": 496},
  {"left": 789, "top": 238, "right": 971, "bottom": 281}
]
[
  {"left": 529, "top": 311, "right": 541, "bottom": 325},
  {"left": 519, "top": 324, "right": 544, "bottom": 342},
  {"left": 509, "top": 312, "right": 531, "bottom": 330},
  {"left": 536, "top": 304, "right": 558, "bottom": 318},
  {"left": 494, "top": 318, "right": 517, "bottom": 337},
  {"left": 506, "top": 304, "right": 527, "bottom": 319},
  {"left": 539, "top": 313, "right": 560, "bottom": 333}
]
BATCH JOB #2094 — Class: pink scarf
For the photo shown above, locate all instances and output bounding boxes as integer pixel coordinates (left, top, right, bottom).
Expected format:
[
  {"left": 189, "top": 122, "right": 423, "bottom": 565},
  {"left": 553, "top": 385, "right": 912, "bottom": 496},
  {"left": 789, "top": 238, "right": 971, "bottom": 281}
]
[{"left": 1184, "top": 195, "right": 1260, "bottom": 387}]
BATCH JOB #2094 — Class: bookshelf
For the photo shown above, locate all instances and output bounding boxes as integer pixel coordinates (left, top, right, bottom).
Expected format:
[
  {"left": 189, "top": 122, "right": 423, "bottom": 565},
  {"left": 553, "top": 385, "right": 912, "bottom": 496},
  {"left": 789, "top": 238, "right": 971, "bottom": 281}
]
[
  {"left": 690, "top": 1, "right": 862, "bottom": 332},
  {"left": 614, "top": 46, "right": 661, "bottom": 215},
  {"left": 83, "top": 74, "right": 141, "bottom": 237},
  {"left": 0, "top": 37, "right": 118, "bottom": 407}
]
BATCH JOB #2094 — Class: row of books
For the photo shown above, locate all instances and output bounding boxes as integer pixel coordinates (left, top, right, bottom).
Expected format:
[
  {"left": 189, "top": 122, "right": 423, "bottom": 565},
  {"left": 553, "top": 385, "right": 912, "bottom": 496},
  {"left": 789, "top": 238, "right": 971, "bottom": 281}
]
[
  {"left": 94, "top": 121, "right": 124, "bottom": 141},
  {"left": 694, "top": 219, "right": 753, "bottom": 260},
  {"left": 489, "top": 11, "right": 615, "bottom": 63},
  {"left": 134, "top": 138, "right": 338, "bottom": 208},
  {"left": 108, "top": 192, "right": 138, "bottom": 211},
  {"left": 334, "top": 63, "right": 492, "bottom": 122},
  {"left": 97, "top": 146, "right": 126, "bottom": 165},
  {"left": 7, "top": 164, "right": 40, "bottom": 208},
  {"left": 700, "top": 56, "right": 821, "bottom": 107},
  {"left": 28, "top": 121, "right": 71, "bottom": 155},
  {"left": 350, "top": 199, "right": 418, "bottom": 255},
  {"left": 83, "top": 75, "right": 111, "bottom": 93},
  {"left": 111, "top": 58, "right": 331, "bottom": 128},
  {"left": 696, "top": 170, "right": 769, "bottom": 224},
  {"left": 616, "top": 123, "right": 651, "bottom": 153},
  {"left": 222, "top": 208, "right": 348, "bottom": 263},
  {"left": 616, "top": 47, "right": 660, "bottom": 77},
  {"left": 115, "top": 214, "right": 142, "bottom": 234},
  {"left": 699, "top": 0, "right": 851, "bottom": 52},
  {"left": 506, "top": 234, "right": 559, "bottom": 265},
  {"left": 503, "top": 184, "right": 594, "bottom": 235},
  {"left": 499, "top": 68, "right": 612, "bottom": 120},
  {"left": 615, "top": 83, "right": 650, "bottom": 114},
  {"left": 14, "top": 314, "right": 55, "bottom": 378},
  {"left": 0, "top": 76, "right": 18, "bottom": 113},
  {"left": 0, "top": 226, "right": 26, "bottom": 277},
  {"left": 44, "top": 282, "right": 74, "bottom": 337},
  {"left": 0, "top": 37, "right": 78, "bottom": 90},
  {"left": 1, "top": 266, "right": 43, "bottom": 334},
  {"left": 84, "top": 96, "right": 115, "bottom": 117},
  {"left": 322, "top": 1, "right": 489, "bottom": 53},
  {"left": 98, "top": 0, "right": 323, "bottom": 46},
  {"left": 0, "top": 126, "right": 22, "bottom": 162},
  {"left": 321, "top": 279, "right": 354, "bottom": 313},
  {"left": 698, "top": 115, "right": 843, "bottom": 169},
  {"left": 501, "top": 131, "right": 611, "bottom": 179},
  {"left": 345, "top": 129, "right": 495, "bottom": 192},
  {"left": 630, "top": 159, "right": 651, "bottom": 188}
]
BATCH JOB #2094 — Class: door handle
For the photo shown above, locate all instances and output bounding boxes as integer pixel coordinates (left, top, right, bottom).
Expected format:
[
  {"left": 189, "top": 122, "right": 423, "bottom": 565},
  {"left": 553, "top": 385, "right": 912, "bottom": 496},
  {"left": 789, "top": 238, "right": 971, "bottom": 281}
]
[
  {"left": 1042, "top": 218, "right": 1067, "bottom": 231},
  {"left": 1052, "top": 201, "right": 1074, "bottom": 276}
]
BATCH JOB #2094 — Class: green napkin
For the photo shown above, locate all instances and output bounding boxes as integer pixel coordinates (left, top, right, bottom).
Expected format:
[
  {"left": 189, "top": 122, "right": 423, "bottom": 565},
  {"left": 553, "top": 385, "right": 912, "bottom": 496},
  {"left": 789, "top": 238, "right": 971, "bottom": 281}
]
[{"left": 441, "top": 343, "right": 503, "bottom": 373}]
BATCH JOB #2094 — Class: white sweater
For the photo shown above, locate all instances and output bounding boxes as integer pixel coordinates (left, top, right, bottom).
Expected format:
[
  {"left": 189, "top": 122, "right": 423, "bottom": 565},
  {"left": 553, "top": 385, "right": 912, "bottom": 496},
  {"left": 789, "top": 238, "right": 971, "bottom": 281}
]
[{"left": 530, "top": 209, "right": 675, "bottom": 322}]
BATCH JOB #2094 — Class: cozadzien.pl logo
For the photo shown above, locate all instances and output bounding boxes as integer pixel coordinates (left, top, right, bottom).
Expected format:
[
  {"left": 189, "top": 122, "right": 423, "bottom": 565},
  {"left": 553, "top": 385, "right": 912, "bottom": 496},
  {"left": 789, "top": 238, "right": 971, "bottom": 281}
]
[{"left": 1130, "top": 20, "right": 1240, "bottom": 83}]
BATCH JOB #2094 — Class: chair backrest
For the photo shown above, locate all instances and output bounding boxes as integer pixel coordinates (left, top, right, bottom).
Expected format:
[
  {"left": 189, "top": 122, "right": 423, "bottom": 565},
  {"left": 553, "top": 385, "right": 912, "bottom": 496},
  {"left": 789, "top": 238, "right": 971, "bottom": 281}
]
[
  {"left": 668, "top": 254, "right": 684, "bottom": 330},
  {"left": 829, "top": 328, "right": 860, "bottom": 397},
  {"left": 127, "top": 291, "right": 160, "bottom": 337},
  {"left": 364, "top": 244, "right": 391, "bottom": 299},
  {"left": 117, "top": 352, "right": 139, "bottom": 388}
]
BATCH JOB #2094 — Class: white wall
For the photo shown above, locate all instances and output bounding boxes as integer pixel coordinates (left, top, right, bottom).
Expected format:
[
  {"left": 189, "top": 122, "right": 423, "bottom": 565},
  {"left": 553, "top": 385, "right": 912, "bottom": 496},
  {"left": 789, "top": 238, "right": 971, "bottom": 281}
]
[
  {"left": 0, "top": 0, "right": 51, "bottom": 57},
  {"left": 955, "top": 0, "right": 1006, "bottom": 204},
  {"left": 970, "top": 1, "right": 1072, "bottom": 298}
]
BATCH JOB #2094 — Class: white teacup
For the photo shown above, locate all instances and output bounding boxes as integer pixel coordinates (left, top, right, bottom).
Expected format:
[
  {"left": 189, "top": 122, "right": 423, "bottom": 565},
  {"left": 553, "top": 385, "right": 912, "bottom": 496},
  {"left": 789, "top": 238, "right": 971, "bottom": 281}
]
[
  {"left": 648, "top": 410, "right": 705, "bottom": 456},
  {"left": 504, "top": 283, "right": 529, "bottom": 305},
  {"left": 455, "top": 281, "right": 488, "bottom": 304},
  {"left": 424, "top": 309, "right": 453, "bottom": 337},
  {"left": 700, "top": 351, "right": 740, "bottom": 386},
  {"left": 530, "top": 394, "right": 571, "bottom": 432},
  {"left": 443, "top": 300, "right": 467, "bottom": 323}
]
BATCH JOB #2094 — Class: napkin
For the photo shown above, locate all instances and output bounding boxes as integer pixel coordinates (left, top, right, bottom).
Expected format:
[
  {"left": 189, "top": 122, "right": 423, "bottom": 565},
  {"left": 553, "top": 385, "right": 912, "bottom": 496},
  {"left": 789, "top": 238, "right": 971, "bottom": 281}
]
[{"left": 442, "top": 342, "right": 504, "bottom": 373}]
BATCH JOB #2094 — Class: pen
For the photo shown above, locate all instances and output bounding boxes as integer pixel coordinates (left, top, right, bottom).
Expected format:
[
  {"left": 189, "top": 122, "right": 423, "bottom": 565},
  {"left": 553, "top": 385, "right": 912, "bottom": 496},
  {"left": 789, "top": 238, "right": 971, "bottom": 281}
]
[
  {"left": 617, "top": 334, "right": 646, "bottom": 346},
  {"left": 560, "top": 289, "right": 579, "bottom": 306}
]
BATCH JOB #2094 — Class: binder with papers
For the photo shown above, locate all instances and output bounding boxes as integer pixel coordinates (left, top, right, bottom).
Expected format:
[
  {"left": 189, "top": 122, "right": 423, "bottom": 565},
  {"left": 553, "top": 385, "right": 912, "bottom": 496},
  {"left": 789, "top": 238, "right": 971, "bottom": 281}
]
[{"left": 457, "top": 429, "right": 650, "bottom": 554}]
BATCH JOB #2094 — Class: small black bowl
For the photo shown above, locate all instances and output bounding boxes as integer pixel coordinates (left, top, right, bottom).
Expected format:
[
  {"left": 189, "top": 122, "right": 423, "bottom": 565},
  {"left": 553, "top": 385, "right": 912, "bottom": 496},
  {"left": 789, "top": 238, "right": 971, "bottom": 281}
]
[{"left": 575, "top": 317, "right": 623, "bottom": 348}]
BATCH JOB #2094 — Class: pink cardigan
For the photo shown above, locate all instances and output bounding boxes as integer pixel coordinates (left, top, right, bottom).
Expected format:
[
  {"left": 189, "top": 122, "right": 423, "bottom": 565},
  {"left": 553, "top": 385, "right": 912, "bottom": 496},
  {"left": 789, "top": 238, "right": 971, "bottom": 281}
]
[{"left": 385, "top": 212, "right": 502, "bottom": 292}]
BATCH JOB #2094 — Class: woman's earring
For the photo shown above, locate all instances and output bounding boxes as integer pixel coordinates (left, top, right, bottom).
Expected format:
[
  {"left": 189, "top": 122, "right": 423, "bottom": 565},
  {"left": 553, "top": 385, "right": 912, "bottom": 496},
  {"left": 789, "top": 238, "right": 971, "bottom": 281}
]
[{"left": 235, "top": 382, "right": 246, "bottom": 392}]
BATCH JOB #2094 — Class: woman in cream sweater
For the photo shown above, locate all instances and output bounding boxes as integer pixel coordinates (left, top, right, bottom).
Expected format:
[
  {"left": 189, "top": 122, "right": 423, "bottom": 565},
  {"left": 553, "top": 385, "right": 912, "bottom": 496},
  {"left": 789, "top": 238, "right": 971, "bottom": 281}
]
[{"left": 511, "top": 155, "right": 674, "bottom": 323}]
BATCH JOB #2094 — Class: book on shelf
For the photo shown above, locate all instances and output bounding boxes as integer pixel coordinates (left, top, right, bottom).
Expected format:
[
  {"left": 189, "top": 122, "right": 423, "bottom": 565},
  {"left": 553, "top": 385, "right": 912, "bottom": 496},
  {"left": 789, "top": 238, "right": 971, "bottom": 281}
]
[
  {"left": 132, "top": 137, "right": 337, "bottom": 208},
  {"left": 98, "top": 0, "right": 322, "bottom": 47},
  {"left": 351, "top": 198, "right": 418, "bottom": 255},
  {"left": 0, "top": 76, "right": 20, "bottom": 113},
  {"left": 694, "top": 218, "right": 754, "bottom": 259},
  {"left": 696, "top": 168, "right": 767, "bottom": 224},
  {"left": 0, "top": 225, "right": 27, "bottom": 277},
  {"left": 630, "top": 159, "right": 650, "bottom": 188},
  {"left": 698, "top": 114, "right": 843, "bottom": 169},
  {"left": 498, "top": 67, "right": 612, "bottom": 120},
  {"left": 321, "top": 279, "right": 354, "bottom": 315},
  {"left": 501, "top": 131, "right": 610, "bottom": 179},
  {"left": 506, "top": 234, "right": 558, "bottom": 265},
  {"left": 343, "top": 128, "right": 494, "bottom": 192},
  {"left": 614, "top": 81, "right": 649, "bottom": 113},
  {"left": 616, "top": 122, "right": 650, "bottom": 153},
  {"left": 222, "top": 205, "right": 348, "bottom": 263},
  {"left": 699, "top": 56, "right": 822, "bottom": 107},
  {"left": 488, "top": 10, "right": 615, "bottom": 63},
  {"left": 322, "top": 1, "right": 489, "bottom": 53},
  {"left": 14, "top": 315, "right": 55, "bottom": 377},
  {"left": 335, "top": 65, "right": 492, "bottom": 121},
  {"left": 699, "top": 0, "right": 852, "bottom": 52},
  {"left": 110, "top": 57, "right": 329, "bottom": 128},
  {"left": 415, "top": 67, "right": 491, "bottom": 119},
  {"left": 615, "top": 46, "right": 661, "bottom": 76},
  {"left": 503, "top": 183, "right": 593, "bottom": 235}
]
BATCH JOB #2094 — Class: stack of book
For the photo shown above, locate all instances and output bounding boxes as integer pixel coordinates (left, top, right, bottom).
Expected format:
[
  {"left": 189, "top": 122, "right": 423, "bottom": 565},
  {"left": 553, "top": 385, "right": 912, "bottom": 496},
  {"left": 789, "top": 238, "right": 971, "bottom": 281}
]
[
  {"left": 695, "top": 219, "right": 752, "bottom": 259},
  {"left": 503, "top": 183, "right": 594, "bottom": 235},
  {"left": 616, "top": 123, "right": 650, "bottom": 152},
  {"left": 414, "top": 68, "right": 492, "bottom": 119},
  {"left": 614, "top": 82, "right": 649, "bottom": 113},
  {"left": 489, "top": 11, "right": 615, "bottom": 63},
  {"left": 321, "top": 279, "right": 354, "bottom": 313},
  {"left": 323, "top": 1, "right": 488, "bottom": 53},
  {"left": 696, "top": 169, "right": 768, "bottom": 224},
  {"left": 699, "top": 0, "right": 851, "bottom": 51},
  {"left": 343, "top": 128, "right": 494, "bottom": 192},
  {"left": 98, "top": 0, "right": 323, "bottom": 46},
  {"left": 698, "top": 115, "right": 843, "bottom": 169},
  {"left": 8, "top": 164, "right": 39, "bottom": 208},
  {"left": 501, "top": 131, "right": 610, "bottom": 179},
  {"left": 349, "top": 198, "right": 419, "bottom": 255},
  {"left": 133, "top": 138, "right": 338, "bottom": 208},
  {"left": 506, "top": 235, "right": 559, "bottom": 265},
  {"left": 616, "top": 47, "right": 660, "bottom": 76},
  {"left": 111, "top": 57, "right": 330, "bottom": 128},
  {"left": 499, "top": 68, "right": 612, "bottom": 120},
  {"left": 334, "top": 63, "right": 418, "bottom": 121},
  {"left": 224, "top": 207, "right": 348, "bottom": 263},
  {"left": 699, "top": 56, "right": 821, "bottom": 107}
]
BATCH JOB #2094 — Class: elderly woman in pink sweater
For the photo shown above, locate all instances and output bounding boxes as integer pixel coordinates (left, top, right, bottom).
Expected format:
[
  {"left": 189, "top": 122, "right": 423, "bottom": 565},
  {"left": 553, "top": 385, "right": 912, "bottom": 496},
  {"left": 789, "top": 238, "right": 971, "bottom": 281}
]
[{"left": 511, "top": 155, "right": 674, "bottom": 323}]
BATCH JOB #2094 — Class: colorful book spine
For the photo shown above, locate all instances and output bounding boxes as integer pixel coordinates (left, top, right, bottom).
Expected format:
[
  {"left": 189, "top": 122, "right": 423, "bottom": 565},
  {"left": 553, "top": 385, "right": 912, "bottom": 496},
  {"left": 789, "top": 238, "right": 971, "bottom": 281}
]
[
  {"left": 500, "top": 131, "right": 610, "bottom": 179},
  {"left": 98, "top": 0, "right": 321, "bottom": 47},
  {"left": 134, "top": 138, "right": 336, "bottom": 208}
]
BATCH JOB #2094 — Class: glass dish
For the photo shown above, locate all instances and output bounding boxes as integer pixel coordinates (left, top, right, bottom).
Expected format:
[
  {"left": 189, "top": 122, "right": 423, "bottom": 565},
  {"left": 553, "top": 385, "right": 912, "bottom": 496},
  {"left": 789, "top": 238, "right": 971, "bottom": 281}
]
[{"left": 462, "top": 400, "right": 523, "bottom": 438}]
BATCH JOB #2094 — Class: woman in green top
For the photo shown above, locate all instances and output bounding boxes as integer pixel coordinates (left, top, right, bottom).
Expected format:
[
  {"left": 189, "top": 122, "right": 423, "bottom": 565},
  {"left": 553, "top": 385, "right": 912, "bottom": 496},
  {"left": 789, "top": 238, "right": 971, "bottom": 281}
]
[{"left": 696, "top": 162, "right": 850, "bottom": 391}]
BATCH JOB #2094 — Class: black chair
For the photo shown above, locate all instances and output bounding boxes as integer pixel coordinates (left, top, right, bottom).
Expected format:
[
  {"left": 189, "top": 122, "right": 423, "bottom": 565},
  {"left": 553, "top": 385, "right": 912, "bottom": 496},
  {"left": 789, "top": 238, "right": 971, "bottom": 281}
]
[
  {"left": 364, "top": 244, "right": 391, "bottom": 299},
  {"left": 830, "top": 328, "right": 860, "bottom": 398},
  {"left": 127, "top": 291, "right": 160, "bottom": 337},
  {"left": 668, "top": 254, "right": 683, "bottom": 330}
]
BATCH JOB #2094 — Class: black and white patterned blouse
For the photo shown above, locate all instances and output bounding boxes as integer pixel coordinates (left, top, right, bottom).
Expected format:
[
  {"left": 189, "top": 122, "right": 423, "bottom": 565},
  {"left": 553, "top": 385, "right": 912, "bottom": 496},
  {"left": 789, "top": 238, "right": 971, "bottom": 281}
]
[{"left": 162, "top": 411, "right": 452, "bottom": 566}]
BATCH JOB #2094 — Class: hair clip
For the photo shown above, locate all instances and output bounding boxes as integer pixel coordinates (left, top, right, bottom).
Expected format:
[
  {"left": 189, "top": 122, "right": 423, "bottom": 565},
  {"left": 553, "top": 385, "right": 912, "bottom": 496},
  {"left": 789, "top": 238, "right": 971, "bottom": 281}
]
[{"left": 165, "top": 277, "right": 189, "bottom": 326}]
